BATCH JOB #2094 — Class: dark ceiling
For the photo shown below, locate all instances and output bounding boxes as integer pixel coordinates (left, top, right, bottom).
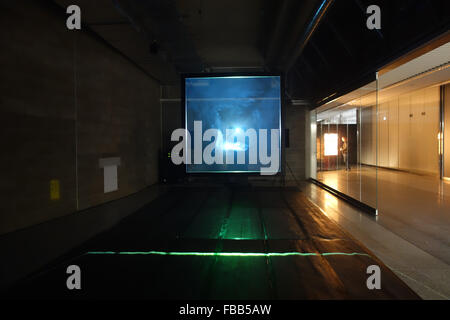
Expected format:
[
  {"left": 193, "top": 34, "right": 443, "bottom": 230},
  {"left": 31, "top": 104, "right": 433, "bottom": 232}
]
[
  {"left": 290, "top": 0, "right": 450, "bottom": 105},
  {"left": 53, "top": 0, "right": 450, "bottom": 106}
]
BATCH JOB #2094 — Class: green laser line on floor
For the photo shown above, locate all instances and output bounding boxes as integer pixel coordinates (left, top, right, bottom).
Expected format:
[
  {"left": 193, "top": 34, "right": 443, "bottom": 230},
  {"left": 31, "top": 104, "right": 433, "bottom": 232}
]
[{"left": 86, "top": 251, "right": 371, "bottom": 257}]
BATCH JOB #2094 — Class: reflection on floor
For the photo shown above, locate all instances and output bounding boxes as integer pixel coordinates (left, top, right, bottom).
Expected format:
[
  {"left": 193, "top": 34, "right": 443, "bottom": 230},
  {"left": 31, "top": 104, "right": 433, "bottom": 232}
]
[
  {"left": 300, "top": 182, "right": 450, "bottom": 300},
  {"left": 317, "top": 167, "right": 450, "bottom": 265},
  {"left": 5, "top": 186, "right": 418, "bottom": 299}
]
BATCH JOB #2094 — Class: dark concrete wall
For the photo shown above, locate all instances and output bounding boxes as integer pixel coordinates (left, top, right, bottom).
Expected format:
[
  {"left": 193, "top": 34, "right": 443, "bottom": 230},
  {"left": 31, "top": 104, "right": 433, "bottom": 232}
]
[
  {"left": 0, "top": 1, "right": 161, "bottom": 235},
  {"left": 0, "top": 185, "right": 164, "bottom": 289},
  {"left": 285, "top": 104, "right": 307, "bottom": 181}
]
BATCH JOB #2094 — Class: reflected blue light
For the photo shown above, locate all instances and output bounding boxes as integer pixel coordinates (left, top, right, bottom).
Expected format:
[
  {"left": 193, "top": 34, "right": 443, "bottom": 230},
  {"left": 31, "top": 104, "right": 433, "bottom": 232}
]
[{"left": 224, "top": 141, "right": 244, "bottom": 151}]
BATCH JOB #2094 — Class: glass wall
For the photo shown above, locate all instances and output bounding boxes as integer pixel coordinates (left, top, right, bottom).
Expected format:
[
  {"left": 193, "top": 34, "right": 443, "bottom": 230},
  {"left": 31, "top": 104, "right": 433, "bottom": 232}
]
[
  {"left": 314, "top": 81, "right": 378, "bottom": 209},
  {"left": 308, "top": 40, "right": 450, "bottom": 216}
]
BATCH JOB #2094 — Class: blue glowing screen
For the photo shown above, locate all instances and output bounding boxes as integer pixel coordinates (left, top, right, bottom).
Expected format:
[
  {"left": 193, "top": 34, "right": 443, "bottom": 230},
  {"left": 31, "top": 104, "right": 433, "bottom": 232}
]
[{"left": 185, "top": 76, "right": 281, "bottom": 173}]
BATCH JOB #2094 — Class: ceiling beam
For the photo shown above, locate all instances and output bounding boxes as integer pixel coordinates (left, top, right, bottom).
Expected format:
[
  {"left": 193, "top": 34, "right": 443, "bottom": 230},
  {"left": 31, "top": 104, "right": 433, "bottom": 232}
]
[{"left": 284, "top": 0, "right": 334, "bottom": 72}]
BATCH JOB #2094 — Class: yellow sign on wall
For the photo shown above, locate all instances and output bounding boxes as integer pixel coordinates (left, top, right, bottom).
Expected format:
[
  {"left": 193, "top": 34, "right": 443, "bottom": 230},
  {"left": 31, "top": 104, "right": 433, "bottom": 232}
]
[{"left": 50, "top": 179, "right": 60, "bottom": 200}]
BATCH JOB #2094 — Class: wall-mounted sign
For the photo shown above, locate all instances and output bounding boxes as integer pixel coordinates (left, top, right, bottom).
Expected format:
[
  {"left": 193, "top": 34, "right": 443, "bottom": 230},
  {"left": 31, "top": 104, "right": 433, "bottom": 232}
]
[{"left": 324, "top": 133, "right": 338, "bottom": 156}]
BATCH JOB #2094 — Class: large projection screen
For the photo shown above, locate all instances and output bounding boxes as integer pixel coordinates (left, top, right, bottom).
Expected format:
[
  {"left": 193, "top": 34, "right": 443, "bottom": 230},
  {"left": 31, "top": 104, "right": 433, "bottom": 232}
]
[{"left": 185, "top": 75, "right": 281, "bottom": 174}]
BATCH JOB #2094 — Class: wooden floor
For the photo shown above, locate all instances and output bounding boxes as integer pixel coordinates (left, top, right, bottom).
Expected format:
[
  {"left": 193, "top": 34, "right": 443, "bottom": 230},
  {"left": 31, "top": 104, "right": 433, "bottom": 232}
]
[{"left": 6, "top": 185, "right": 420, "bottom": 299}]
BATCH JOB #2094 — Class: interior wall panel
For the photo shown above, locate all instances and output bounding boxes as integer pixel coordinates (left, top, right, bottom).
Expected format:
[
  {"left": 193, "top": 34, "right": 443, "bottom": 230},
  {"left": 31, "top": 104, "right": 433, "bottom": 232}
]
[
  {"left": 423, "top": 86, "right": 440, "bottom": 174},
  {"left": 378, "top": 102, "right": 389, "bottom": 167},
  {"left": 362, "top": 86, "right": 440, "bottom": 174},
  {"left": 388, "top": 98, "right": 399, "bottom": 168},
  {"left": 398, "top": 94, "right": 411, "bottom": 170},
  {"left": 444, "top": 84, "right": 450, "bottom": 178},
  {"left": 361, "top": 106, "right": 376, "bottom": 166},
  {"left": 410, "top": 90, "right": 423, "bottom": 171}
]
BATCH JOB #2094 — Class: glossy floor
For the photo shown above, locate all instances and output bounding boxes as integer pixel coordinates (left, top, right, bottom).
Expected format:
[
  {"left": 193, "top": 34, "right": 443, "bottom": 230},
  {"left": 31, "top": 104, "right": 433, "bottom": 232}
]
[
  {"left": 317, "top": 167, "right": 450, "bottom": 266},
  {"left": 5, "top": 186, "right": 418, "bottom": 299},
  {"left": 301, "top": 181, "right": 450, "bottom": 299}
]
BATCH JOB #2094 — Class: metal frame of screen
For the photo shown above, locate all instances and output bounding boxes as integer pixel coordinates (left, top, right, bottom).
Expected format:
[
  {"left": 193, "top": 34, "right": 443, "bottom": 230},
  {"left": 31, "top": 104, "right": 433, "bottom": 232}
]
[{"left": 181, "top": 73, "right": 283, "bottom": 174}]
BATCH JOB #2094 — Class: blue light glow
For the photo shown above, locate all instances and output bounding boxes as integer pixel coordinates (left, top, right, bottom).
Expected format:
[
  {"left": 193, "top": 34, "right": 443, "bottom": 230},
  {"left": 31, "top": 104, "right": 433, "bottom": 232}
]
[{"left": 185, "top": 75, "right": 281, "bottom": 173}]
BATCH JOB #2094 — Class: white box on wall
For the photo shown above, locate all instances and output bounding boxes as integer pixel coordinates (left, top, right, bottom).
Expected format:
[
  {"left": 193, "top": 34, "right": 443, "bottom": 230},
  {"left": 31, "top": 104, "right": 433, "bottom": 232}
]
[{"left": 99, "top": 157, "right": 121, "bottom": 193}]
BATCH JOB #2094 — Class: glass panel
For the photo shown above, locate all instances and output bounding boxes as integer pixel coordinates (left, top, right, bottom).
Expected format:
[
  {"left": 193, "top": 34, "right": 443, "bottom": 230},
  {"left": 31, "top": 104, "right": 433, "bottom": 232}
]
[
  {"left": 376, "top": 58, "right": 449, "bottom": 256},
  {"left": 360, "top": 81, "right": 378, "bottom": 209},
  {"left": 445, "top": 84, "right": 450, "bottom": 179},
  {"left": 315, "top": 81, "right": 378, "bottom": 210},
  {"left": 309, "top": 40, "right": 450, "bottom": 263},
  {"left": 309, "top": 110, "right": 317, "bottom": 179}
]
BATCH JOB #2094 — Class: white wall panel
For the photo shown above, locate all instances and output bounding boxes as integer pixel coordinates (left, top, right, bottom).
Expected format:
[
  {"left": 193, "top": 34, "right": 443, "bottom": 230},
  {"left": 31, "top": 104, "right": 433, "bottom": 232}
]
[
  {"left": 388, "top": 99, "right": 399, "bottom": 168},
  {"left": 378, "top": 102, "right": 389, "bottom": 167},
  {"left": 362, "top": 86, "right": 440, "bottom": 174}
]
